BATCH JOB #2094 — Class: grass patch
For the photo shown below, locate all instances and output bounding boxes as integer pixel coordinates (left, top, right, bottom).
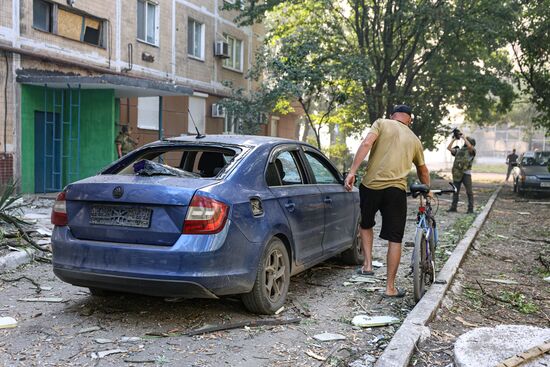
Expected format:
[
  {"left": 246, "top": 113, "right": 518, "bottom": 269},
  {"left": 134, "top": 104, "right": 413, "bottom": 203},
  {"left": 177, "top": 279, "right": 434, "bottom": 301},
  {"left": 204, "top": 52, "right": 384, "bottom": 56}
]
[
  {"left": 499, "top": 291, "right": 539, "bottom": 314},
  {"left": 463, "top": 286, "right": 483, "bottom": 309},
  {"left": 474, "top": 164, "right": 508, "bottom": 174},
  {"left": 436, "top": 214, "right": 476, "bottom": 265}
]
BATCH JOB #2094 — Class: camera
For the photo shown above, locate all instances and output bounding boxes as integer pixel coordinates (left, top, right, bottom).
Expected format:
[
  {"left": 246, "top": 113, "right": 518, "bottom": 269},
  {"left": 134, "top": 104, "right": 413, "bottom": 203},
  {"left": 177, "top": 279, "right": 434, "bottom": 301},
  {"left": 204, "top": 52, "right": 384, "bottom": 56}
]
[{"left": 452, "top": 128, "right": 463, "bottom": 140}]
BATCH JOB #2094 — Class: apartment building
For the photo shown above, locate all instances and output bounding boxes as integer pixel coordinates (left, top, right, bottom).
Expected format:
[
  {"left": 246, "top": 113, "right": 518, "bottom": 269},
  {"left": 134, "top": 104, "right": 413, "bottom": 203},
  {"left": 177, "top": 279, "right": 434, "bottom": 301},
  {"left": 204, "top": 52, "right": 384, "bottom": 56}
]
[{"left": 0, "top": 0, "right": 300, "bottom": 193}]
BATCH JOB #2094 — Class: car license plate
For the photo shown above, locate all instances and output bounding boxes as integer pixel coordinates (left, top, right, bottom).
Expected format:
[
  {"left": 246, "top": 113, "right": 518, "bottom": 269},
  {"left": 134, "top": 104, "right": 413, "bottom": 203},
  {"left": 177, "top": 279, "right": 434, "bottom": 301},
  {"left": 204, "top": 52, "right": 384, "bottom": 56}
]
[
  {"left": 89, "top": 205, "right": 152, "bottom": 228},
  {"left": 541, "top": 182, "right": 550, "bottom": 188}
]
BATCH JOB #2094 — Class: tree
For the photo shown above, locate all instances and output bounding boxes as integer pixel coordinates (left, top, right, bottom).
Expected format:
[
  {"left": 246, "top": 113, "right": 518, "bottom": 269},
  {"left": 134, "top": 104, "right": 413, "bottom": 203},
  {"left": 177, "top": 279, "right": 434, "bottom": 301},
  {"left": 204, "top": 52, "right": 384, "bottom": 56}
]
[
  {"left": 511, "top": 0, "right": 550, "bottom": 131},
  {"left": 224, "top": 0, "right": 518, "bottom": 149}
]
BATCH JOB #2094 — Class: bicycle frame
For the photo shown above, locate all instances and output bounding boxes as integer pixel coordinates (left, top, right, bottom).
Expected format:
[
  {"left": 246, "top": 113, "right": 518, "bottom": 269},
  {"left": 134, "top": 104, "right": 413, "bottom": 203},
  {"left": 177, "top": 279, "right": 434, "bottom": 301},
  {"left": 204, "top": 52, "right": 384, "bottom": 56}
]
[{"left": 413, "top": 196, "right": 437, "bottom": 267}]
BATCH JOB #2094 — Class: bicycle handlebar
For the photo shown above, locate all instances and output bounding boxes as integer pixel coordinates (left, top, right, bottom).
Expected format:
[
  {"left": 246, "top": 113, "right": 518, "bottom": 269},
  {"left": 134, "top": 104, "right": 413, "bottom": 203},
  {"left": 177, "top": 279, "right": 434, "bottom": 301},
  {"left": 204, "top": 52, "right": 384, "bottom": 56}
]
[{"left": 406, "top": 182, "right": 457, "bottom": 198}]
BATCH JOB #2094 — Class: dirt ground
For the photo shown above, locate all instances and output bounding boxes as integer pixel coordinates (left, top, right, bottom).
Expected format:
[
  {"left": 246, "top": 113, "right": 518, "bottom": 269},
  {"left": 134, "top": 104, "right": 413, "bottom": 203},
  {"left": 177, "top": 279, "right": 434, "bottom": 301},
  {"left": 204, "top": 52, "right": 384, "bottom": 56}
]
[
  {"left": 0, "top": 180, "right": 496, "bottom": 367},
  {"left": 411, "top": 183, "right": 550, "bottom": 366}
]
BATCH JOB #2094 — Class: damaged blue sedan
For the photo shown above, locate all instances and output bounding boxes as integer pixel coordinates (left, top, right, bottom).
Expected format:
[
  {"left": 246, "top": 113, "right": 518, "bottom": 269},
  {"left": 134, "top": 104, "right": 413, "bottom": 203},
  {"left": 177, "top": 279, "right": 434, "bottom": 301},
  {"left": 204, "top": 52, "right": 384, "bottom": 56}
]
[{"left": 51, "top": 135, "right": 362, "bottom": 314}]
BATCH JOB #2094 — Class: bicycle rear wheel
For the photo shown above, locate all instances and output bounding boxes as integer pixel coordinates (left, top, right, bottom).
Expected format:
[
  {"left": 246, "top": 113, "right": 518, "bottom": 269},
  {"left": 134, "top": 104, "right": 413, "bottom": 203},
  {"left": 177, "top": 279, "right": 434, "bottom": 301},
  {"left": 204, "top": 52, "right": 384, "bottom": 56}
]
[{"left": 413, "top": 229, "right": 427, "bottom": 302}]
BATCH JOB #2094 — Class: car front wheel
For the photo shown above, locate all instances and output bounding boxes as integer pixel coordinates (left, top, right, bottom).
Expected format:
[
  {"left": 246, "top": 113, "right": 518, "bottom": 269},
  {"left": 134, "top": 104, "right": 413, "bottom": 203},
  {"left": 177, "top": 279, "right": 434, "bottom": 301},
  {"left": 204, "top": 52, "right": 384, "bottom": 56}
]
[
  {"left": 341, "top": 220, "right": 365, "bottom": 265},
  {"left": 242, "top": 237, "right": 290, "bottom": 314}
]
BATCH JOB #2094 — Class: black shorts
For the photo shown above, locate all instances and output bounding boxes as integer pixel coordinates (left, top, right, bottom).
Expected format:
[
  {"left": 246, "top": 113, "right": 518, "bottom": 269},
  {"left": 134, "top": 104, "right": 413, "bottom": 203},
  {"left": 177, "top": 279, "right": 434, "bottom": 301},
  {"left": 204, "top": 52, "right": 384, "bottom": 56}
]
[{"left": 359, "top": 184, "right": 407, "bottom": 243}]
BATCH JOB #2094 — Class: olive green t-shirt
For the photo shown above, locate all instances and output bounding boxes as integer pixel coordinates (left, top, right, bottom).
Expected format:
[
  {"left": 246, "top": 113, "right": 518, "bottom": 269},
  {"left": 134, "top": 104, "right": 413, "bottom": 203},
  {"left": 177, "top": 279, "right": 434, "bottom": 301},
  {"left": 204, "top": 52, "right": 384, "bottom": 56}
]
[{"left": 361, "top": 118, "right": 425, "bottom": 191}]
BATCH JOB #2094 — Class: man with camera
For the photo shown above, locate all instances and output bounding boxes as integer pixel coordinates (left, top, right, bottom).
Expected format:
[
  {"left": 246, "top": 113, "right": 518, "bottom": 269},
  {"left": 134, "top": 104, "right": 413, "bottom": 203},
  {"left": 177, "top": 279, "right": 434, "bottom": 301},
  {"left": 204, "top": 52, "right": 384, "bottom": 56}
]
[{"left": 447, "top": 128, "right": 476, "bottom": 213}]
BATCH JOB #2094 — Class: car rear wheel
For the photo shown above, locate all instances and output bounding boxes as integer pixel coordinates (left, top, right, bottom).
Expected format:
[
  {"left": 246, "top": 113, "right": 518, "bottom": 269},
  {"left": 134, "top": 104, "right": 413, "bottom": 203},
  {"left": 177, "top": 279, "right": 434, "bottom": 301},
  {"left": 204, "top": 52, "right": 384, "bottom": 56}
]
[
  {"left": 341, "top": 221, "right": 365, "bottom": 265},
  {"left": 242, "top": 237, "right": 290, "bottom": 314},
  {"left": 513, "top": 178, "right": 518, "bottom": 193}
]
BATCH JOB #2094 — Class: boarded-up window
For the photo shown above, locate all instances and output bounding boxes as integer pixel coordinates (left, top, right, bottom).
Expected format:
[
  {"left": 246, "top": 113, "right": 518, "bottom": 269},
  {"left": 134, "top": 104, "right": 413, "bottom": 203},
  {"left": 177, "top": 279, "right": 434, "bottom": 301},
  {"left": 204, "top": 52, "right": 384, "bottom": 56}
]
[{"left": 58, "top": 8, "right": 103, "bottom": 46}]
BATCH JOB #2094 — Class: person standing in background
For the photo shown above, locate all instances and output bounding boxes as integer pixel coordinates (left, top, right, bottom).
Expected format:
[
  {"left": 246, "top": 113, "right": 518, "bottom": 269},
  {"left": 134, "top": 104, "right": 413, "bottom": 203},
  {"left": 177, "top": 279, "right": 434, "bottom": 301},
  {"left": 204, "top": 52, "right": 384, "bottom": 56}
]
[
  {"left": 115, "top": 125, "right": 137, "bottom": 158},
  {"left": 506, "top": 148, "right": 518, "bottom": 182}
]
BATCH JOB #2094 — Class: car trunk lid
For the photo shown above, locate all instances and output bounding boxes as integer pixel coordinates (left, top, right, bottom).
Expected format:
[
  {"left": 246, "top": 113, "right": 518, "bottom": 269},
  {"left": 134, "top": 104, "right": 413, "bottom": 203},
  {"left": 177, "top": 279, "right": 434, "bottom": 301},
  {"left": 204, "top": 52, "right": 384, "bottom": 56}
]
[{"left": 65, "top": 175, "right": 217, "bottom": 246}]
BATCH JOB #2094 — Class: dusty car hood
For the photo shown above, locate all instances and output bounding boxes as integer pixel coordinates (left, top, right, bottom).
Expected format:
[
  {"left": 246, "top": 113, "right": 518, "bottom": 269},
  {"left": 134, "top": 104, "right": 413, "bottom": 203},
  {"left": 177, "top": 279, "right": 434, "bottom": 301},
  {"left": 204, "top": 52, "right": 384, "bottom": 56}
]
[{"left": 521, "top": 165, "right": 550, "bottom": 177}]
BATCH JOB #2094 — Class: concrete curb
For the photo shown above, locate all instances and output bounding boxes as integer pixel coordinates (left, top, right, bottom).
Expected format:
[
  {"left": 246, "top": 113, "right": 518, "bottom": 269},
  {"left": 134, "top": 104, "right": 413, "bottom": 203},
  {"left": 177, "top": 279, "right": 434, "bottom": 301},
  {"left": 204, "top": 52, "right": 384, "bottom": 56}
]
[
  {"left": 374, "top": 185, "right": 503, "bottom": 367},
  {"left": 0, "top": 248, "right": 38, "bottom": 274}
]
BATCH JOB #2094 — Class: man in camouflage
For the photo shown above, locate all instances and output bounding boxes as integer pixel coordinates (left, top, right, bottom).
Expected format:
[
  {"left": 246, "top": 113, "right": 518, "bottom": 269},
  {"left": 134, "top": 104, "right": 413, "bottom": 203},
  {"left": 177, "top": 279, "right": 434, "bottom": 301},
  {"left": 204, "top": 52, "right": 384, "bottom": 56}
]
[
  {"left": 115, "top": 125, "right": 137, "bottom": 158},
  {"left": 447, "top": 133, "right": 476, "bottom": 213}
]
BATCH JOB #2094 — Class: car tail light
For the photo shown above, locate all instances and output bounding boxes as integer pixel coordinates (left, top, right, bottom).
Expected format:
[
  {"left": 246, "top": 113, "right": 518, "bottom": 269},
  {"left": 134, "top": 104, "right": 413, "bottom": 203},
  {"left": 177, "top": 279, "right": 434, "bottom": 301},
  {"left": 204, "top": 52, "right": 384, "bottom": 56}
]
[
  {"left": 183, "top": 194, "right": 229, "bottom": 234},
  {"left": 51, "top": 192, "right": 68, "bottom": 226}
]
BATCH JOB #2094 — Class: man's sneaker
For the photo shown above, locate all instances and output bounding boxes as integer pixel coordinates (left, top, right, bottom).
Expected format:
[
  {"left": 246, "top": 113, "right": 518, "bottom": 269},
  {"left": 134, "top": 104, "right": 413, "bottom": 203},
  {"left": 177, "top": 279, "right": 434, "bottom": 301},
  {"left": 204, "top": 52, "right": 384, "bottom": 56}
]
[{"left": 447, "top": 208, "right": 457, "bottom": 212}]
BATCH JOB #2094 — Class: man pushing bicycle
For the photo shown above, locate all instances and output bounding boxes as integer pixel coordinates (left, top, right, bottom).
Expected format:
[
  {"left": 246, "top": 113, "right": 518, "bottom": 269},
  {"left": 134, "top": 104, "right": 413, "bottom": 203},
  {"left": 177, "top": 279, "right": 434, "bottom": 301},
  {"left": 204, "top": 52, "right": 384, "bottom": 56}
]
[{"left": 344, "top": 105, "right": 431, "bottom": 298}]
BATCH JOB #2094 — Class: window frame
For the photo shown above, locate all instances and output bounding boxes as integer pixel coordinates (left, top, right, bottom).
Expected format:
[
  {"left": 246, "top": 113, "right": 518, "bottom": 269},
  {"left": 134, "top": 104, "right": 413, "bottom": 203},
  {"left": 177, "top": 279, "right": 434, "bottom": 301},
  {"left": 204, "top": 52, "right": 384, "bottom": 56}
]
[
  {"left": 187, "top": 18, "right": 205, "bottom": 60},
  {"left": 137, "top": 0, "right": 160, "bottom": 46},
  {"left": 32, "top": 0, "right": 106, "bottom": 48},
  {"left": 222, "top": 34, "right": 244, "bottom": 72},
  {"left": 137, "top": 97, "right": 160, "bottom": 131},
  {"left": 300, "top": 146, "right": 344, "bottom": 185},
  {"left": 265, "top": 145, "right": 308, "bottom": 187}
]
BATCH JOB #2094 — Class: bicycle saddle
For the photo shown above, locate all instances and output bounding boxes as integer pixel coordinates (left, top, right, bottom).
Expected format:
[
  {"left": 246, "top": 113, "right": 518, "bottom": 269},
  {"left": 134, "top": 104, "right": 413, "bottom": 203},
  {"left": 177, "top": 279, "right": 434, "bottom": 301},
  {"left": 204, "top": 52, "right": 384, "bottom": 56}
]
[{"left": 410, "top": 183, "right": 430, "bottom": 196}]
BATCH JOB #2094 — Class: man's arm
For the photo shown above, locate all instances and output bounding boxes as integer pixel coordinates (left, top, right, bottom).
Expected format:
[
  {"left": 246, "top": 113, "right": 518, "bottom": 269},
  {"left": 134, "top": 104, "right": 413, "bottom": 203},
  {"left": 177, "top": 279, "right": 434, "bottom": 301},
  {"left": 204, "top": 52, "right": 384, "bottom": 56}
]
[
  {"left": 416, "top": 164, "right": 431, "bottom": 187},
  {"left": 447, "top": 139, "right": 457, "bottom": 153},
  {"left": 344, "top": 132, "right": 378, "bottom": 191},
  {"left": 117, "top": 143, "right": 122, "bottom": 158},
  {"left": 463, "top": 136, "right": 475, "bottom": 153}
]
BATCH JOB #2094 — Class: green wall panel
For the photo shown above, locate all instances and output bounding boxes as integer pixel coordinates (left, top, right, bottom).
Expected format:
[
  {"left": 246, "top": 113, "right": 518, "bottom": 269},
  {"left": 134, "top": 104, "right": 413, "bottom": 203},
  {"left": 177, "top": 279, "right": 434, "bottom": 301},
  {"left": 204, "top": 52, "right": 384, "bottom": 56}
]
[{"left": 21, "top": 85, "right": 115, "bottom": 193}]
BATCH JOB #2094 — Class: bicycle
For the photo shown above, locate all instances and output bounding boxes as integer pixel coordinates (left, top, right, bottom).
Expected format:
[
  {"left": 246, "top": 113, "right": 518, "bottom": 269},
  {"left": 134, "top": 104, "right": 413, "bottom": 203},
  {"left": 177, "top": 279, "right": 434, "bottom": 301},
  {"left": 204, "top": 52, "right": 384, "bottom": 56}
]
[{"left": 407, "top": 183, "right": 457, "bottom": 302}]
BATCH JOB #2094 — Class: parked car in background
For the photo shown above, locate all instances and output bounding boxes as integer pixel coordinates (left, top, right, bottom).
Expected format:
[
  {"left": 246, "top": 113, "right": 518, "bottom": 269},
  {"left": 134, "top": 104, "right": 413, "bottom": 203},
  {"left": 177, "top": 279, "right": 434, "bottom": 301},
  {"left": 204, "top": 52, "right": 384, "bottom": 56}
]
[
  {"left": 512, "top": 150, "right": 550, "bottom": 195},
  {"left": 51, "top": 135, "right": 363, "bottom": 314}
]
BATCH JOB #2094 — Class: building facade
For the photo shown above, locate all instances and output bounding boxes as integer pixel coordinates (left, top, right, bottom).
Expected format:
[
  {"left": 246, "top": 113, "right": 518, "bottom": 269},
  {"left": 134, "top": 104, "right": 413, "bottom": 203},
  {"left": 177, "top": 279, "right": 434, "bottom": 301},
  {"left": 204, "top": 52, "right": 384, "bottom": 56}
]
[{"left": 0, "top": 0, "right": 300, "bottom": 193}]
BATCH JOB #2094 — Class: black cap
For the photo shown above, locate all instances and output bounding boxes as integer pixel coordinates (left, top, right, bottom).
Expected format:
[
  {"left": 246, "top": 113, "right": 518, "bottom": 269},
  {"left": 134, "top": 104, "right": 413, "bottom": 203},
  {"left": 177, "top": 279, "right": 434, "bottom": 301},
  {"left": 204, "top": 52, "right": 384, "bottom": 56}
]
[{"left": 392, "top": 104, "right": 412, "bottom": 116}]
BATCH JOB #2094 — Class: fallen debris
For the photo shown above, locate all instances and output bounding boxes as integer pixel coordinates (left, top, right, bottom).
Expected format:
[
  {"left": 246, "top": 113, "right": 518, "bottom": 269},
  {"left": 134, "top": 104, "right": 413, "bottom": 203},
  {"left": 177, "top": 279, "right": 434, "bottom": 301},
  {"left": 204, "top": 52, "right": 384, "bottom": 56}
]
[
  {"left": 18, "top": 297, "right": 64, "bottom": 303},
  {"left": 185, "top": 317, "right": 301, "bottom": 337},
  {"left": 274, "top": 306, "right": 285, "bottom": 315},
  {"left": 495, "top": 341, "right": 550, "bottom": 367},
  {"left": 483, "top": 278, "right": 519, "bottom": 285},
  {"left": 313, "top": 332, "right": 346, "bottom": 342},
  {"left": 455, "top": 316, "right": 478, "bottom": 328},
  {"left": 372, "top": 261, "right": 384, "bottom": 268},
  {"left": 0, "top": 316, "right": 17, "bottom": 329},
  {"left": 344, "top": 275, "right": 377, "bottom": 286},
  {"left": 351, "top": 315, "right": 399, "bottom": 328},
  {"left": 544, "top": 276, "right": 550, "bottom": 283},
  {"left": 78, "top": 326, "right": 102, "bottom": 334},
  {"left": 94, "top": 338, "right": 113, "bottom": 344},
  {"left": 91, "top": 349, "right": 127, "bottom": 359},
  {"left": 1, "top": 276, "right": 42, "bottom": 293},
  {"left": 305, "top": 350, "right": 325, "bottom": 361},
  {"left": 120, "top": 337, "right": 142, "bottom": 343}
]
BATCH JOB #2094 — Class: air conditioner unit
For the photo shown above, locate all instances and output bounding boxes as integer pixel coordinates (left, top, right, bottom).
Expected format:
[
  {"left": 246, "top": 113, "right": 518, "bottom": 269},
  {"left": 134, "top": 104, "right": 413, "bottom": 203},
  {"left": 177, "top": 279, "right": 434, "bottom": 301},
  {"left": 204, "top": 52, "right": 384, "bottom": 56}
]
[
  {"left": 212, "top": 103, "right": 226, "bottom": 118},
  {"left": 214, "top": 41, "right": 230, "bottom": 58}
]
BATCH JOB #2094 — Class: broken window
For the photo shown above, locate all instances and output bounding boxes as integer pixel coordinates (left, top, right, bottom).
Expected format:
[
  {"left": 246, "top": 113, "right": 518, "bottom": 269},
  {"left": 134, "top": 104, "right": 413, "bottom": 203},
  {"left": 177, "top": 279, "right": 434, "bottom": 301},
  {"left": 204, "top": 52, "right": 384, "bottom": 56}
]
[
  {"left": 32, "top": 0, "right": 105, "bottom": 47},
  {"left": 58, "top": 9, "right": 103, "bottom": 46},
  {"left": 33, "top": 0, "right": 53, "bottom": 32},
  {"left": 137, "top": 0, "right": 158, "bottom": 45}
]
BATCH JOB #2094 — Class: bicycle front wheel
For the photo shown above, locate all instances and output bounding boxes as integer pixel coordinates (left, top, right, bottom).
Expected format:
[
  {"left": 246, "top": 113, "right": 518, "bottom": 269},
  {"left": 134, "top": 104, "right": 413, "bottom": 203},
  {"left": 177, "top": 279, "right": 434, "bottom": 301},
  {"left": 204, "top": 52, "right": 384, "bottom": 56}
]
[{"left": 413, "top": 229, "right": 427, "bottom": 302}]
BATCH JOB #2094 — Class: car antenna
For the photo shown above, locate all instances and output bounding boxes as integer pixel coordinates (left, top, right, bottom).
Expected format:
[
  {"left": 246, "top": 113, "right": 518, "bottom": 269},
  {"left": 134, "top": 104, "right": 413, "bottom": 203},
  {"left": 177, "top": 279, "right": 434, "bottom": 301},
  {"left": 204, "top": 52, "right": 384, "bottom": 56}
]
[{"left": 188, "top": 108, "right": 205, "bottom": 139}]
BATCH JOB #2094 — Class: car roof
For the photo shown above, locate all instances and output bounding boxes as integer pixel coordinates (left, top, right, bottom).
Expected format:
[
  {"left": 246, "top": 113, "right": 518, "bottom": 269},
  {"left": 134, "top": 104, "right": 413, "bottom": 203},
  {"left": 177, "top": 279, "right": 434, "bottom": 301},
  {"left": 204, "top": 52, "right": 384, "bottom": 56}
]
[{"left": 162, "top": 134, "right": 308, "bottom": 148}]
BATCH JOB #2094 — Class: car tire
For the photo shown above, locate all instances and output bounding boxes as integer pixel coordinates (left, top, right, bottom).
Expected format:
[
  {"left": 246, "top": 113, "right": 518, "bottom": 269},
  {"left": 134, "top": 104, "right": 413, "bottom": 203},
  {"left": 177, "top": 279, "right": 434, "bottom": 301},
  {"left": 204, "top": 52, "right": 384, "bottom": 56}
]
[
  {"left": 341, "top": 221, "right": 365, "bottom": 265},
  {"left": 242, "top": 237, "right": 290, "bottom": 314},
  {"left": 513, "top": 178, "right": 518, "bottom": 193}
]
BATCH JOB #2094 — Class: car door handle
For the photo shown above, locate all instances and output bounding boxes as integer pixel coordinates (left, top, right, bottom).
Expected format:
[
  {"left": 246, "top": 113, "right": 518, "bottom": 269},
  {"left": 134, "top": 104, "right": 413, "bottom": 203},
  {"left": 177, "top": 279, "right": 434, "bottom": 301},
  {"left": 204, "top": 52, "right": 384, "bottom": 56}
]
[
  {"left": 323, "top": 197, "right": 332, "bottom": 205},
  {"left": 284, "top": 201, "right": 296, "bottom": 212}
]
